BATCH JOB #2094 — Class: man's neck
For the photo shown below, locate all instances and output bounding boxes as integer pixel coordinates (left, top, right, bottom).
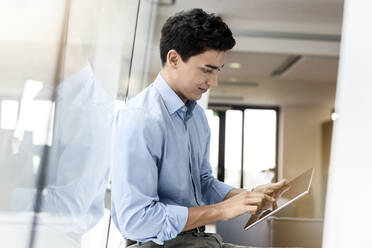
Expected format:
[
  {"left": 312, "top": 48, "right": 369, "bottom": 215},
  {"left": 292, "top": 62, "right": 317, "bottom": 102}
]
[{"left": 160, "top": 69, "right": 187, "bottom": 103}]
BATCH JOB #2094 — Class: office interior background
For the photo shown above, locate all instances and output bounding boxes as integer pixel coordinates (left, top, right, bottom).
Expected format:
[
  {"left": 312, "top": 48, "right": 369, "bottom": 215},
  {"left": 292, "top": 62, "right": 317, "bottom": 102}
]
[{"left": 0, "top": 0, "right": 371, "bottom": 247}]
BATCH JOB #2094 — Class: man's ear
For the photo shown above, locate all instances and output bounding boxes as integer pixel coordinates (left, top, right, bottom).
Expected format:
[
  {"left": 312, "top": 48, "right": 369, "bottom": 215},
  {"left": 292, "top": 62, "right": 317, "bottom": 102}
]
[{"left": 167, "top": 49, "right": 180, "bottom": 69}]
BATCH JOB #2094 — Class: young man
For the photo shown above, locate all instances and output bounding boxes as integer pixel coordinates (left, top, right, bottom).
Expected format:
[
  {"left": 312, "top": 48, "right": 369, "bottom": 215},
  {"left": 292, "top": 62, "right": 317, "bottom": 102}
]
[{"left": 112, "top": 8, "right": 286, "bottom": 247}]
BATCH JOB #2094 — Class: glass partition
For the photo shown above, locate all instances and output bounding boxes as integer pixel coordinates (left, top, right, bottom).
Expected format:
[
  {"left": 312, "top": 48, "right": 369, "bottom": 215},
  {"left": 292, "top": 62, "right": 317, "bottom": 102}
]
[{"left": 0, "top": 0, "right": 156, "bottom": 247}]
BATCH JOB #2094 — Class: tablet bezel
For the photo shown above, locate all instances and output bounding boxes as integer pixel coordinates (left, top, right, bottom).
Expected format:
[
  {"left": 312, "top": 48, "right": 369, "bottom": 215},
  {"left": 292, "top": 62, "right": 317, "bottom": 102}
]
[{"left": 244, "top": 168, "right": 314, "bottom": 231}]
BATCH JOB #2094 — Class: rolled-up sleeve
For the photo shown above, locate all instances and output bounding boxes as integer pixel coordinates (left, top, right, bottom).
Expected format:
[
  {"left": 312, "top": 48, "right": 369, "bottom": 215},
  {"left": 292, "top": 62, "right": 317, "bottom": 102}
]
[
  {"left": 111, "top": 108, "right": 188, "bottom": 245},
  {"left": 200, "top": 127, "right": 234, "bottom": 205}
]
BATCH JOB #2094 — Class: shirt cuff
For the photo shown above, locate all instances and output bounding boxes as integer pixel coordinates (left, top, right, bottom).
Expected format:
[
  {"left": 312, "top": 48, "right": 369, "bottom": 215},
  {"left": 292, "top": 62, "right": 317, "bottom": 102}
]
[
  {"left": 151, "top": 204, "right": 188, "bottom": 245},
  {"left": 166, "top": 204, "right": 189, "bottom": 234}
]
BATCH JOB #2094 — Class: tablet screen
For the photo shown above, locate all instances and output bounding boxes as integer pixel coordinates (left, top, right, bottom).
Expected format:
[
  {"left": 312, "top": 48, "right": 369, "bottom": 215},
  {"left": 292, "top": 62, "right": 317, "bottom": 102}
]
[{"left": 244, "top": 168, "right": 314, "bottom": 230}]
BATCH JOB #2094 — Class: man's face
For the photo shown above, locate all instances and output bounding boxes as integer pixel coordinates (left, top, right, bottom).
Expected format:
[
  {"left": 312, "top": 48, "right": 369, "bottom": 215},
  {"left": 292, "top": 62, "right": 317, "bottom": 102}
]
[{"left": 172, "top": 49, "right": 225, "bottom": 102}]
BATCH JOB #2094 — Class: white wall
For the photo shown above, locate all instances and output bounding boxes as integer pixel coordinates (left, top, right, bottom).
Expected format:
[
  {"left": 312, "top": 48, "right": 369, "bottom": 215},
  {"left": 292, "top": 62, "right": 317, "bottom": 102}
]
[
  {"left": 323, "top": 0, "right": 372, "bottom": 246},
  {"left": 281, "top": 104, "right": 332, "bottom": 218}
]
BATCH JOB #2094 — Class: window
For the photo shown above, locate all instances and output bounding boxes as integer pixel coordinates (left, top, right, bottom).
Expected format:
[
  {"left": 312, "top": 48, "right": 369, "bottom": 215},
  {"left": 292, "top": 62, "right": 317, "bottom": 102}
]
[
  {"left": 243, "top": 109, "right": 277, "bottom": 189},
  {"left": 225, "top": 110, "right": 243, "bottom": 188},
  {"left": 208, "top": 104, "right": 279, "bottom": 189}
]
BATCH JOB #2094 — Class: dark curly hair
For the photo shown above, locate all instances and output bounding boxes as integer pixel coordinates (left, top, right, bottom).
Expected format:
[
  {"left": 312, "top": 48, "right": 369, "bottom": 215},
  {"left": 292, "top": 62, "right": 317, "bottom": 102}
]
[{"left": 160, "top": 8, "right": 235, "bottom": 66}]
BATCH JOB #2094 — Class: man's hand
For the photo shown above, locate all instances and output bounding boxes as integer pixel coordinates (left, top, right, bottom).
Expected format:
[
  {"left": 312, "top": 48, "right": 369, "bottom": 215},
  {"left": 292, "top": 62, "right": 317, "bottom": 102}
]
[
  {"left": 253, "top": 179, "right": 287, "bottom": 195},
  {"left": 253, "top": 179, "right": 287, "bottom": 210},
  {"left": 223, "top": 188, "right": 247, "bottom": 200},
  {"left": 183, "top": 180, "right": 287, "bottom": 231},
  {"left": 217, "top": 191, "right": 275, "bottom": 221}
]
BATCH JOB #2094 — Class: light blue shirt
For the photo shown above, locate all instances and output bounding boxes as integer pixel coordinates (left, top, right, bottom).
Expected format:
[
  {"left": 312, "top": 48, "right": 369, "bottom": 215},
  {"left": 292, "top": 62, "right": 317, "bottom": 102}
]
[{"left": 111, "top": 73, "right": 234, "bottom": 244}]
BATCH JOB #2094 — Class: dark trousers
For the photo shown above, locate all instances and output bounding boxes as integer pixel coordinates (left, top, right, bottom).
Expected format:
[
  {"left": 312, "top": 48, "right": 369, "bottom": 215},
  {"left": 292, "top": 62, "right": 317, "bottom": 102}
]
[{"left": 127, "top": 232, "right": 255, "bottom": 248}]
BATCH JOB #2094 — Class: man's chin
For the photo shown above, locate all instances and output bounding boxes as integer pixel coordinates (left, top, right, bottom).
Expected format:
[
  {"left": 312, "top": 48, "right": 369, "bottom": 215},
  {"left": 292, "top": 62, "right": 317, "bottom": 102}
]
[
  {"left": 186, "top": 93, "right": 204, "bottom": 102},
  {"left": 193, "top": 95, "right": 202, "bottom": 101}
]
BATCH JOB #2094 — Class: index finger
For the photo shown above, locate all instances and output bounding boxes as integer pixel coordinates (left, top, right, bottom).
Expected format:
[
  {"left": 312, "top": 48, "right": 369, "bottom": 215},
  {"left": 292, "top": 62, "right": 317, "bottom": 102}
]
[{"left": 271, "top": 179, "right": 287, "bottom": 189}]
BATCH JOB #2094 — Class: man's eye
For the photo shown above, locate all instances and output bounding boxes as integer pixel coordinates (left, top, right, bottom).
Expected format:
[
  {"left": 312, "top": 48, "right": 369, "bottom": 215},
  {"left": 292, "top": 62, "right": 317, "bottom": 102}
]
[{"left": 203, "top": 68, "right": 213, "bottom": 73}]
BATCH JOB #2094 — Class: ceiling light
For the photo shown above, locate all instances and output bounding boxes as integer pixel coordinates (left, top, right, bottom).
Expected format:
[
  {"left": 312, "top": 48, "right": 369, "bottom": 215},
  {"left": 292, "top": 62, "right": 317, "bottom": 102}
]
[{"left": 228, "top": 62, "right": 241, "bottom": 69}]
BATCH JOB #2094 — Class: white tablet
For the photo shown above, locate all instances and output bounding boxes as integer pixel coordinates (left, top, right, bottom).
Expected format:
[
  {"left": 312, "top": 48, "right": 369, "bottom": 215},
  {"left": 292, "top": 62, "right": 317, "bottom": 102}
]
[{"left": 244, "top": 168, "right": 314, "bottom": 230}]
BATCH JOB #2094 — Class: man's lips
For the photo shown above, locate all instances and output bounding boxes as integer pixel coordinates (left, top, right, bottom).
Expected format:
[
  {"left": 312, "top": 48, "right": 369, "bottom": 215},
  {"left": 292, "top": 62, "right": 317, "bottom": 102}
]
[{"left": 199, "top": 87, "right": 208, "bottom": 93}]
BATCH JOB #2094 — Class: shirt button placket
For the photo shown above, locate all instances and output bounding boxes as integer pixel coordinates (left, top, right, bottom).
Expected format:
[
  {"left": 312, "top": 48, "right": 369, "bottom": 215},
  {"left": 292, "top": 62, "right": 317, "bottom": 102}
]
[
  {"left": 183, "top": 107, "right": 187, "bottom": 130},
  {"left": 187, "top": 123, "right": 201, "bottom": 206}
]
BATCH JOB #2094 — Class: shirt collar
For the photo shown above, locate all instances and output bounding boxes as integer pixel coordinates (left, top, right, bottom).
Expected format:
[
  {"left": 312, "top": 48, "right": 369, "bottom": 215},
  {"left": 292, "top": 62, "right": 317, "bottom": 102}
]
[{"left": 153, "top": 72, "right": 197, "bottom": 115}]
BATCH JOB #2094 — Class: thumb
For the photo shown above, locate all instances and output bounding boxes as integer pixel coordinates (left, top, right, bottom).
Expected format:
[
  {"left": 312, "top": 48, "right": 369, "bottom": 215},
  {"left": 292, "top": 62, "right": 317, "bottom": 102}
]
[{"left": 272, "top": 179, "right": 287, "bottom": 188}]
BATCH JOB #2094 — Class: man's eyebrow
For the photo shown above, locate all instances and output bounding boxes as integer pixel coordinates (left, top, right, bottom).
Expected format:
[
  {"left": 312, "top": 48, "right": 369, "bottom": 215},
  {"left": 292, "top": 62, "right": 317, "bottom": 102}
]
[{"left": 205, "top": 64, "right": 224, "bottom": 70}]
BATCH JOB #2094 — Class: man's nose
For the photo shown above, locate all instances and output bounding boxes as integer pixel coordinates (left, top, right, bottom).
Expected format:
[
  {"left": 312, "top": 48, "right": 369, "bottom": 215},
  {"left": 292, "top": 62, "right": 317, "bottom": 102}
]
[{"left": 207, "top": 72, "right": 218, "bottom": 87}]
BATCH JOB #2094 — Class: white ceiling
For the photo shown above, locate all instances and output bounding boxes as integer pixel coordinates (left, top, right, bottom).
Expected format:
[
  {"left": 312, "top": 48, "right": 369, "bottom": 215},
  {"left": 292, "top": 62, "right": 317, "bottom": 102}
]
[
  {"left": 156, "top": 0, "right": 344, "bottom": 25},
  {"left": 281, "top": 56, "right": 339, "bottom": 83},
  {"left": 0, "top": 0, "right": 344, "bottom": 105},
  {"left": 149, "top": 0, "right": 344, "bottom": 105},
  {"left": 221, "top": 52, "right": 290, "bottom": 78},
  {"left": 216, "top": 52, "right": 339, "bottom": 84}
]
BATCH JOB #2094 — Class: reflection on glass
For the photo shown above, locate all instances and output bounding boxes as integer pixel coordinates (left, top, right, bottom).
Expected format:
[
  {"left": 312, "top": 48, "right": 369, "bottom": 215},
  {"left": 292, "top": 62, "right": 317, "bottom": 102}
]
[
  {"left": 243, "top": 109, "right": 277, "bottom": 189},
  {"left": 0, "top": 0, "right": 155, "bottom": 246},
  {"left": 205, "top": 109, "right": 219, "bottom": 177},
  {"left": 10, "top": 61, "right": 115, "bottom": 246},
  {"left": 0, "top": 0, "right": 67, "bottom": 245},
  {"left": 1, "top": 100, "right": 19, "bottom": 130},
  {"left": 15, "top": 99, "right": 54, "bottom": 146},
  {"left": 225, "top": 110, "right": 242, "bottom": 188}
]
